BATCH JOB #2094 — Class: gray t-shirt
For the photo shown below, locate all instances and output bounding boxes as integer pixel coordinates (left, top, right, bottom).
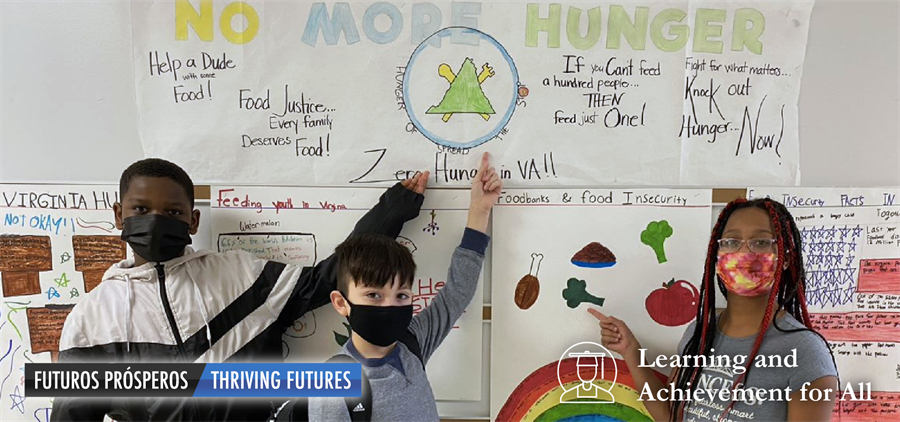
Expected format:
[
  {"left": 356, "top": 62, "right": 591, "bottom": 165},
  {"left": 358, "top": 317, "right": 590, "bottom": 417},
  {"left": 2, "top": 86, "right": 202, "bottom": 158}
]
[
  {"left": 675, "top": 313, "right": 837, "bottom": 422},
  {"left": 308, "top": 231, "right": 487, "bottom": 422}
]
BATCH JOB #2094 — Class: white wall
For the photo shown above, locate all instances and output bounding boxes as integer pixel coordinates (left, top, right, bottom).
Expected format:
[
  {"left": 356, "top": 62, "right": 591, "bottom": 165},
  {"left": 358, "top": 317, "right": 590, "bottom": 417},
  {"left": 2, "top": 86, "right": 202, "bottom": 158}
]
[
  {"left": 1, "top": 1, "right": 143, "bottom": 182},
  {"left": 798, "top": 1, "right": 900, "bottom": 186},
  {"left": 2, "top": 1, "right": 897, "bottom": 186}
]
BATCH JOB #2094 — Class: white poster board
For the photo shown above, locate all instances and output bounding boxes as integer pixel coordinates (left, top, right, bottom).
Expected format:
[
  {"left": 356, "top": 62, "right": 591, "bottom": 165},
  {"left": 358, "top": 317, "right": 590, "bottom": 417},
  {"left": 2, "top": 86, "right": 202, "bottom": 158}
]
[
  {"left": 490, "top": 188, "right": 711, "bottom": 420},
  {"left": 131, "top": 1, "right": 813, "bottom": 186},
  {"left": 209, "top": 186, "right": 483, "bottom": 400},
  {"left": 679, "top": 1, "right": 813, "bottom": 185},
  {"left": 749, "top": 187, "right": 900, "bottom": 420},
  {"left": 0, "top": 185, "right": 124, "bottom": 422}
]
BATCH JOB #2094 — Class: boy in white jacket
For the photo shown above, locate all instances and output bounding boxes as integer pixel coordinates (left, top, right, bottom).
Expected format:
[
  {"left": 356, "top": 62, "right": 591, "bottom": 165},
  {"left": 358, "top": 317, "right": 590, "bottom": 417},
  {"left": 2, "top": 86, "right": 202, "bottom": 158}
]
[{"left": 51, "top": 158, "right": 428, "bottom": 422}]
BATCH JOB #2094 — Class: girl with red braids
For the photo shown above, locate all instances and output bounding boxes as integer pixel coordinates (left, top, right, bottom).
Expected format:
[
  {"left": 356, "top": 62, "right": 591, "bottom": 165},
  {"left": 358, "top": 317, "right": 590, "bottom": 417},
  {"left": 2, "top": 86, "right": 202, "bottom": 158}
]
[{"left": 591, "top": 198, "right": 838, "bottom": 422}]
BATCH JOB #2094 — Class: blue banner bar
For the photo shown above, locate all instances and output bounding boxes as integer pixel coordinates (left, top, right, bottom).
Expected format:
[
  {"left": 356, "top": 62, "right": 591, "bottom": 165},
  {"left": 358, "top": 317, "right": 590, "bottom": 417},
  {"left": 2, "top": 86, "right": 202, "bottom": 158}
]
[{"left": 195, "top": 363, "right": 362, "bottom": 398}]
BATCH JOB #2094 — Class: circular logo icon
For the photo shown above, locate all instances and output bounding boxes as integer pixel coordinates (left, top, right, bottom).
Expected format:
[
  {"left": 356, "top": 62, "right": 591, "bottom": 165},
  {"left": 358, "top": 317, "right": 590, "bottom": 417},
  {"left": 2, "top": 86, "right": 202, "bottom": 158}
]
[
  {"left": 557, "top": 341, "right": 618, "bottom": 404},
  {"left": 403, "top": 27, "right": 519, "bottom": 149}
]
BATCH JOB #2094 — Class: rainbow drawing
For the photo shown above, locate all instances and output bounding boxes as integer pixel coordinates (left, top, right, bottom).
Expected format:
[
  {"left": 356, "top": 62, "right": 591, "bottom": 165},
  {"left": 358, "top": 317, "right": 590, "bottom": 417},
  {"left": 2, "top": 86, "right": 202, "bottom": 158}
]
[{"left": 497, "top": 357, "right": 668, "bottom": 422}]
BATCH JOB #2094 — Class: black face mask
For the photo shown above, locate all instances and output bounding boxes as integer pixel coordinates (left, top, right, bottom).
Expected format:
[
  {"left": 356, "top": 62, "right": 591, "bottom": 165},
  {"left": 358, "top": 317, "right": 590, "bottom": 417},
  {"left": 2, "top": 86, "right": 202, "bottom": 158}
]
[
  {"left": 121, "top": 214, "right": 192, "bottom": 263},
  {"left": 344, "top": 296, "right": 413, "bottom": 347}
]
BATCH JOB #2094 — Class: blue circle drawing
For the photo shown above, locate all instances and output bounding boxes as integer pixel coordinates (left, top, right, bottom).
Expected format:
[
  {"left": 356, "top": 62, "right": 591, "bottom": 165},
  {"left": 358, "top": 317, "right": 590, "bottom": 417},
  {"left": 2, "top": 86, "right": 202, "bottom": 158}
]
[{"left": 403, "top": 27, "right": 519, "bottom": 149}]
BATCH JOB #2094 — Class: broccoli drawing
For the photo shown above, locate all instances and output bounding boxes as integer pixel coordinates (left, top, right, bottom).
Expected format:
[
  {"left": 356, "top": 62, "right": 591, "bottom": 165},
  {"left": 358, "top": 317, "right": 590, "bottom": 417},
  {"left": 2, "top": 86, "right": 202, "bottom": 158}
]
[
  {"left": 641, "top": 220, "right": 674, "bottom": 264},
  {"left": 562, "top": 278, "right": 605, "bottom": 309}
]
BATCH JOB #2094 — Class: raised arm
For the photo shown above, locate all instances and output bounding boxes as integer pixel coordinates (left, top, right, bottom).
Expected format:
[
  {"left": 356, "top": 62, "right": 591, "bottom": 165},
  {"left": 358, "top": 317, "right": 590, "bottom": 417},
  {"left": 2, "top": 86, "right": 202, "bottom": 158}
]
[
  {"left": 350, "top": 173, "right": 428, "bottom": 238},
  {"left": 276, "top": 174, "right": 428, "bottom": 326},
  {"left": 408, "top": 153, "right": 500, "bottom": 361}
]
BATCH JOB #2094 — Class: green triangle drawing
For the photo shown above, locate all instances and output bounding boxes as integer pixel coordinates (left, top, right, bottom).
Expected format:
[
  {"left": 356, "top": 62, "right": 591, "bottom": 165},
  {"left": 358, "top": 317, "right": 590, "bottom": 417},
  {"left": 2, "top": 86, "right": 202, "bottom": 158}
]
[{"left": 426, "top": 58, "right": 496, "bottom": 115}]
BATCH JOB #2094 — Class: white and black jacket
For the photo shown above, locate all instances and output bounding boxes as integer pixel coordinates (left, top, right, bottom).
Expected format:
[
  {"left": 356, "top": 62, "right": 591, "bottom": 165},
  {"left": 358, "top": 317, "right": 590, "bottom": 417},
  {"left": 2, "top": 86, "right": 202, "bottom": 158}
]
[{"left": 50, "top": 183, "right": 423, "bottom": 422}]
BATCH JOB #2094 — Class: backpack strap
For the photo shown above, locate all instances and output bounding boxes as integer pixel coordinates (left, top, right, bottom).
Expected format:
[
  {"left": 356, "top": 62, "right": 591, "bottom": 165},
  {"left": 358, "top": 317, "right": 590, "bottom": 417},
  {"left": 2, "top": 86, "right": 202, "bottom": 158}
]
[
  {"left": 327, "top": 354, "right": 372, "bottom": 422},
  {"left": 271, "top": 334, "right": 422, "bottom": 422},
  {"left": 398, "top": 329, "right": 425, "bottom": 370},
  {"left": 269, "top": 355, "right": 371, "bottom": 422},
  {"left": 266, "top": 397, "right": 309, "bottom": 422},
  {"left": 270, "top": 398, "right": 307, "bottom": 422}
]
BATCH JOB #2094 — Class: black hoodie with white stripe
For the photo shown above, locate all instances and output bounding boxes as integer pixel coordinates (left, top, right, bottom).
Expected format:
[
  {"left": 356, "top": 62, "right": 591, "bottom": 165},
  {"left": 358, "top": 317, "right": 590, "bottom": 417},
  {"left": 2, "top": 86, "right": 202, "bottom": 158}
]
[{"left": 50, "top": 183, "right": 423, "bottom": 422}]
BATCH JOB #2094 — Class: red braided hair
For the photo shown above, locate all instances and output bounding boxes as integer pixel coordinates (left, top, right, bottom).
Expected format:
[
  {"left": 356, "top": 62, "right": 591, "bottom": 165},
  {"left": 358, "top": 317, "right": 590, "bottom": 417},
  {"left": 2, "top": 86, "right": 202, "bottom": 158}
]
[{"left": 670, "top": 198, "right": 834, "bottom": 422}]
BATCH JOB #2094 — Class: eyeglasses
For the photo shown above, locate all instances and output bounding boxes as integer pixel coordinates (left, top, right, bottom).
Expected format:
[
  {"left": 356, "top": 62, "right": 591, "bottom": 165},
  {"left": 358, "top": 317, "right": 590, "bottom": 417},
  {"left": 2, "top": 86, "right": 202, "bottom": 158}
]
[{"left": 717, "top": 238, "right": 777, "bottom": 253}]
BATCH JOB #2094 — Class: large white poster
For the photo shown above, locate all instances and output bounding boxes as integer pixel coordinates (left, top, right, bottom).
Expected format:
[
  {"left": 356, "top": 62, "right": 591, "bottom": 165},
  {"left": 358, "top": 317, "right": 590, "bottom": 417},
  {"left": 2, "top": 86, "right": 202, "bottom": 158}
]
[
  {"left": 132, "top": 1, "right": 813, "bottom": 186},
  {"left": 679, "top": 1, "right": 813, "bottom": 185},
  {"left": 0, "top": 184, "right": 214, "bottom": 422},
  {"left": 749, "top": 187, "right": 900, "bottom": 421},
  {"left": 490, "top": 188, "right": 712, "bottom": 420},
  {"left": 0, "top": 185, "right": 124, "bottom": 422},
  {"left": 209, "top": 186, "right": 483, "bottom": 400}
]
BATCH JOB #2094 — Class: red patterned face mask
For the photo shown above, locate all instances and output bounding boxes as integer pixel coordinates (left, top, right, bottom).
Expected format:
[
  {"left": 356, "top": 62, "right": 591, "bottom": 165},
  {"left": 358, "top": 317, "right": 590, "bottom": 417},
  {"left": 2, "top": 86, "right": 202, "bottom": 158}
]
[{"left": 716, "top": 252, "right": 777, "bottom": 297}]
